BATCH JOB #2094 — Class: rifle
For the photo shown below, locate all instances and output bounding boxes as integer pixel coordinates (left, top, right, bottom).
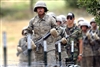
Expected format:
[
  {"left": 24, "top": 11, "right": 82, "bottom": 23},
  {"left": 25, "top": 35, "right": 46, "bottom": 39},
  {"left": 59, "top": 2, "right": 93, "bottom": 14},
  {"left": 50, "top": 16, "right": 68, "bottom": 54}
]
[
  {"left": 17, "top": 32, "right": 51, "bottom": 56},
  {"left": 35, "top": 32, "right": 51, "bottom": 51},
  {"left": 55, "top": 30, "right": 78, "bottom": 45}
]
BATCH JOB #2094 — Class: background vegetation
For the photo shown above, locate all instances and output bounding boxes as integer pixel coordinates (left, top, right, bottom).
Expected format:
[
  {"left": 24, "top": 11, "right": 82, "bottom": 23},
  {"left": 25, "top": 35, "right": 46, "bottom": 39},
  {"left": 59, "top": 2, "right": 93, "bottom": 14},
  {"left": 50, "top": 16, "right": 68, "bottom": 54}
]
[
  {"left": 0, "top": 0, "right": 93, "bottom": 20},
  {"left": 78, "top": 0, "right": 100, "bottom": 29}
]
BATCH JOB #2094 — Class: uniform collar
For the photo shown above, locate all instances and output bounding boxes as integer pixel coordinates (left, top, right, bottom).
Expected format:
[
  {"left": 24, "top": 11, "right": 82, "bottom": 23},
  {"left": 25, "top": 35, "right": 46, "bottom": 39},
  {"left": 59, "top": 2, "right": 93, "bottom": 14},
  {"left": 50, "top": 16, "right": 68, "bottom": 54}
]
[
  {"left": 36, "top": 14, "right": 46, "bottom": 21},
  {"left": 65, "top": 24, "right": 78, "bottom": 35},
  {"left": 66, "top": 24, "right": 76, "bottom": 31}
]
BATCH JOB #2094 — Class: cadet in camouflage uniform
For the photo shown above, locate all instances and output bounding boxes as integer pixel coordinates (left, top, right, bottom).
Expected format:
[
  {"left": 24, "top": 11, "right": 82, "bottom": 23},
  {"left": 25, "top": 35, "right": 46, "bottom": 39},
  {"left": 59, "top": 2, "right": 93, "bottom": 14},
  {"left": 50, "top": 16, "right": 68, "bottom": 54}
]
[
  {"left": 17, "top": 27, "right": 36, "bottom": 67},
  {"left": 89, "top": 18, "right": 100, "bottom": 36},
  {"left": 80, "top": 21, "right": 93, "bottom": 67},
  {"left": 88, "top": 18, "right": 100, "bottom": 67},
  {"left": 27, "top": 1, "right": 57, "bottom": 66},
  {"left": 54, "top": 16, "right": 68, "bottom": 66},
  {"left": 63, "top": 12, "right": 83, "bottom": 65}
]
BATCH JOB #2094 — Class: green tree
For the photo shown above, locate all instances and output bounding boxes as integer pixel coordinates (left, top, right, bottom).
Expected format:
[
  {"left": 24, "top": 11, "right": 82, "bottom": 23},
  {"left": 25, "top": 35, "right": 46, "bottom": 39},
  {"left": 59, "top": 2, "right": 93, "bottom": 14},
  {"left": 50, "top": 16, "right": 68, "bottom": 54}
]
[
  {"left": 65, "top": 0, "right": 79, "bottom": 8},
  {"left": 78, "top": 0, "right": 100, "bottom": 29}
]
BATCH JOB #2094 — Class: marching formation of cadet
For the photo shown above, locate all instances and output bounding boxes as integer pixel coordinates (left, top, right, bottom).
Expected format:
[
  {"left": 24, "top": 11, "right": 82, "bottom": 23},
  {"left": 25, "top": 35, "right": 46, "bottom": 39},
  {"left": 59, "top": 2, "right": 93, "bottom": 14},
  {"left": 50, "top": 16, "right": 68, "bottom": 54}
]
[{"left": 16, "top": 1, "right": 100, "bottom": 67}]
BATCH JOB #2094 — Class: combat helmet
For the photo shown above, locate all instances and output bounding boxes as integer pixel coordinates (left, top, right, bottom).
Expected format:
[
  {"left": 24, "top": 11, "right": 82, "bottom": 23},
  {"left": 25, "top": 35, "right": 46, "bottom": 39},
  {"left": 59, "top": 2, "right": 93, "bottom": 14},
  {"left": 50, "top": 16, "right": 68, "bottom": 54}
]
[
  {"left": 80, "top": 21, "right": 89, "bottom": 29},
  {"left": 77, "top": 17, "right": 85, "bottom": 23},
  {"left": 59, "top": 15, "right": 67, "bottom": 24},
  {"left": 56, "top": 16, "right": 63, "bottom": 24},
  {"left": 34, "top": 1, "right": 48, "bottom": 12},
  {"left": 90, "top": 18, "right": 96, "bottom": 25},
  {"left": 22, "top": 26, "right": 33, "bottom": 36}
]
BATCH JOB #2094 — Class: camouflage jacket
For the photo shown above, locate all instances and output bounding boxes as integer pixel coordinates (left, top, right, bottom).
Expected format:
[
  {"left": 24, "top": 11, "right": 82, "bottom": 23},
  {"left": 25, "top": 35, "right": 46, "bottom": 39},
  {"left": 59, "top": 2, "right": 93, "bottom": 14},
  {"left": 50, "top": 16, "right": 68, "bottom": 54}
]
[
  {"left": 88, "top": 28, "right": 100, "bottom": 37},
  {"left": 55, "top": 26, "right": 65, "bottom": 41},
  {"left": 88, "top": 29, "right": 100, "bottom": 56},
  {"left": 82, "top": 32, "right": 93, "bottom": 56},
  {"left": 17, "top": 36, "right": 35, "bottom": 62},
  {"left": 28, "top": 14, "right": 57, "bottom": 52},
  {"left": 64, "top": 24, "right": 82, "bottom": 60},
  {"left": 55, "top": 26, "right": 66, "bottom": 51}
]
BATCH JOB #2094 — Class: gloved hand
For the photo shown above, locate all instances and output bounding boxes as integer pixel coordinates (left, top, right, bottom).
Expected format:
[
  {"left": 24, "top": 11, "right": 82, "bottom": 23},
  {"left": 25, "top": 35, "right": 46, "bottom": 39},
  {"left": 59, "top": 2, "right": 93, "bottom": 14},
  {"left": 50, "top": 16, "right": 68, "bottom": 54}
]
[
  {"left": 61, "top": 37, "right": 67, "bottom": 45},
  {"left": 92, "top": 33, "right": 100, "bottom": 40},
  {"left": 31, "top": 40, "right": 36, "bottom": 50},
  {"left": 26, "top": 39, "right": 36, "bottom": 50},
  {"left": 17, "top": 47, "right": 22, "bottom": 52},
  {"left": 86, "top": 32, "right": 91, "bottom": 40},
  {"left": 50, "top": 28, "right": 59, "bottom": 38}
]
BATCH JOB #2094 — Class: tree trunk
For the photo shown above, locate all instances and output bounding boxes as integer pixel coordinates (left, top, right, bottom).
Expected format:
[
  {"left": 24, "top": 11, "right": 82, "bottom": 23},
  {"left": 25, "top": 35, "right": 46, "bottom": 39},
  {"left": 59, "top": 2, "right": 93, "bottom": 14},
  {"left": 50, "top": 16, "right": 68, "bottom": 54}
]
[{"left": 30, "top": 0, "right": 33, "bottom": 14}]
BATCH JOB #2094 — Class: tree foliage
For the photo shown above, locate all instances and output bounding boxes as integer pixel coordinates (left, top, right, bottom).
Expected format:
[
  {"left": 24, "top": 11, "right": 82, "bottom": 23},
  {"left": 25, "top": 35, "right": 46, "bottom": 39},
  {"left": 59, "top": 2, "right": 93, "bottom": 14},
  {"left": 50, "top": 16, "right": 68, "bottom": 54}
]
[
  {"left": 78, "top": 0, "right": 100, "bottom": 29},
  {"left": 65, "top": 0, "right": 79, "bottom": 8}
]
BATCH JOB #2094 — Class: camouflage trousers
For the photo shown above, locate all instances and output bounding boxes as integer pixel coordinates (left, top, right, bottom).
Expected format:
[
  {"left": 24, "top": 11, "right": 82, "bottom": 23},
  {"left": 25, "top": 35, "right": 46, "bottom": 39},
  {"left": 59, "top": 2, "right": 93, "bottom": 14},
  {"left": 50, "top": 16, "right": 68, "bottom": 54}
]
[
  {"left": 35, "top": 50, "right": 57, "bottom": 67},
  {"left": 55, "top": 50, "right": 68, "bottom": 63},
  {"left": 19, "top": 61, "right": 49, "bottom": 67},
  {"left": 80, "top": 56, "right": 93, "bottom": 67},
  {"left": 92, "top": 55, "right": 100, "bottom": 67}
]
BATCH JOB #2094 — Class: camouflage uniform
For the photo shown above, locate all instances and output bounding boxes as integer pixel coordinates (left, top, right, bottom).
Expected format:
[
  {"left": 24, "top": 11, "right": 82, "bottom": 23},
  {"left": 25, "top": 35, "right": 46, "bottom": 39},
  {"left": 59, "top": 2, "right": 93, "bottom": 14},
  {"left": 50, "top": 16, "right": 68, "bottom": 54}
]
[
  {"left": 28, "top": 14, "right": 57, "bottom": 66},
  {"left": 17, "top": 36, "right": 36, "bottom": 67},
  {"left": 81, "top": 32, "right": 93, "bottom": 67},
  {"left": 64, "top": 24, "right": 82, "bottom": 64},
  {"left": 55, "top": 26, "right": 68, "bottom": 66},
  {"left": 27, "top": 1, "right": 58, "bottom": 66},
  {"left": 88, "top": 28, "right": 100, "bottom": 67}
]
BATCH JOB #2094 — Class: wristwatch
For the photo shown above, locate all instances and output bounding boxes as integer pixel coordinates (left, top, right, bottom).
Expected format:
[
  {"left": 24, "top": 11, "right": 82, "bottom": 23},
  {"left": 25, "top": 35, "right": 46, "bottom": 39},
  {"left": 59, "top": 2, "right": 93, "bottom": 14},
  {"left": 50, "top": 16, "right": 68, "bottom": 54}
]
[{"left": 79, "top": 54, "right": 83, "bottom": 56}]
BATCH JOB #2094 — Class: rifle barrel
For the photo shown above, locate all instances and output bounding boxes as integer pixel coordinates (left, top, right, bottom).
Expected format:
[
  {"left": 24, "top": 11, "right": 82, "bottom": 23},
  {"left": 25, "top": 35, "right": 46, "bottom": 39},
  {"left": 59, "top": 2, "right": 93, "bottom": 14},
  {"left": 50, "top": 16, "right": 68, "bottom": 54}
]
[{"left": 43, "top": 32, "right": 51, "bottom": 40}]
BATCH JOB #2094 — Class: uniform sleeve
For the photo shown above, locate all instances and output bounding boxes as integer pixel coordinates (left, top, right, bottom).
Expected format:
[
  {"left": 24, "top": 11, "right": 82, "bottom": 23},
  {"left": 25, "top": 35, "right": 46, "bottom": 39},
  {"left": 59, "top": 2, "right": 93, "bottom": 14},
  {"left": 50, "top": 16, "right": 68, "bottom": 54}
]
[
  {"left": 98, "top": 30, "right": 100, "bottom": 37},
  {"left": 28, "top": 18, "right": 34, "bottom": 31},
  {"left": 77, "top": 29, "right": 83, "bottom": 40},
  {"left": 50, "top": 17, "right": 57, "bottom": 28},
  {"left": 17, "top": 38, "right": 22, "bottom": 47}
]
